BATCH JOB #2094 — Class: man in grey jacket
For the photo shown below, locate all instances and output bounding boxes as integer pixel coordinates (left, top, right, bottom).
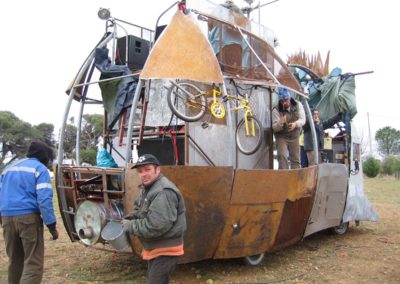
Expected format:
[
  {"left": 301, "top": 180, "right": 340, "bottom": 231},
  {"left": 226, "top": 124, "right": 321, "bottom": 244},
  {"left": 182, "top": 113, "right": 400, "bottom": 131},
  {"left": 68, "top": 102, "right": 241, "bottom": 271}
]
[
  {"left": 122, "top": 154, "right": 186, "bottom": 284},
  {"left": 272, "top": 87, "right": 306, "bottom": 169}
]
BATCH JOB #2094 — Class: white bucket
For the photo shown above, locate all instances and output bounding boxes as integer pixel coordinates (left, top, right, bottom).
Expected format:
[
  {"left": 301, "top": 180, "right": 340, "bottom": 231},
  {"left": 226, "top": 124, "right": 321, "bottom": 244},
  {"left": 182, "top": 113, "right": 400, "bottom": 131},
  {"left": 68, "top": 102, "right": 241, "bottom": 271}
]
[{"left": 101, "top": 220, "right": 131, "bottom": 251}]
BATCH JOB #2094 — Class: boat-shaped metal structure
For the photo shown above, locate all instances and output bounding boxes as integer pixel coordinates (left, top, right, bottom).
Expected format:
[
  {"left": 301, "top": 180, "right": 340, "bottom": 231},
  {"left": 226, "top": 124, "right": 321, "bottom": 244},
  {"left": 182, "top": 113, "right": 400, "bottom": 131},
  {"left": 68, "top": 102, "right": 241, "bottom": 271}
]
[{"left": 55, "top": 0, "right": 377, "bottom": 265}]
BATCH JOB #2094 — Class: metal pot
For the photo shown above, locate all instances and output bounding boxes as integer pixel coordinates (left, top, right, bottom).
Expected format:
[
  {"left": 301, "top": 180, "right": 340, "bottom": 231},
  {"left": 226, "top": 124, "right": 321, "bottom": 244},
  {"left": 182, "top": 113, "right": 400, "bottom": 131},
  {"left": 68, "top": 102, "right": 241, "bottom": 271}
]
[{"left": 101, "top": 220, "right": 131, "bottom": 251}]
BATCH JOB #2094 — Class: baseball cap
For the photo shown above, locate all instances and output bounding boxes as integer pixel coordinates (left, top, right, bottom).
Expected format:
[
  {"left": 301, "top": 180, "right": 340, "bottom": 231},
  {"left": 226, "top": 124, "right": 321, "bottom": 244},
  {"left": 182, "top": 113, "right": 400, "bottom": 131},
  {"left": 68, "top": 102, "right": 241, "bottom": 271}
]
[
  {"left": 131, "top": 154, "right": 160, "bottom": 168},
  {"left": 278, "top": 87, "right": 290, "bottom": 100}
]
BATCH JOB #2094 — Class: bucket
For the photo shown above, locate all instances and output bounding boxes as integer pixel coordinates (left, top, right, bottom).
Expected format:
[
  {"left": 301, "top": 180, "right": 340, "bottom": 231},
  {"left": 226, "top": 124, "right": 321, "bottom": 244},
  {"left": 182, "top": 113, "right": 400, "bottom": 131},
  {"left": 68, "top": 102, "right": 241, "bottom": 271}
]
[{"left": 101, "top": 220, "right": 131, "bottom": 251}]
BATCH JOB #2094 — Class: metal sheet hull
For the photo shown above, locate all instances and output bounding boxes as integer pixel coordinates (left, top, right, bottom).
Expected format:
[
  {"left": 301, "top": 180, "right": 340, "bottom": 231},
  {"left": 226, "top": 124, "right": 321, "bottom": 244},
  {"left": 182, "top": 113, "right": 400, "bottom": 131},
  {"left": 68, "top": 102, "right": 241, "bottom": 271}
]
[{"left": 122, "top": 165, "right": 318, "bottom": 263}]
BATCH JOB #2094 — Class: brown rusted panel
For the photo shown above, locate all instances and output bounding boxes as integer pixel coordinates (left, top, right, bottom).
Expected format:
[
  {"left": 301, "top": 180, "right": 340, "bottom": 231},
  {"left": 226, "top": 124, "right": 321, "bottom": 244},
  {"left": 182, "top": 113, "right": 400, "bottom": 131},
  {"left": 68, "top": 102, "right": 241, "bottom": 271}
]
[
  {"left": 231, "top": 167, "right": 317, "bottom": 205},
  {"left": 140, "top": 11, "right": 223, "bottom": 84},
  {"left": 161, "top": 166, "right": 233, "bottom": 263},
  {"left": 270, "top": 196, "right": 314, "bottom": 252},
  {"left": 214, "top": 203, "right": 284, "bottom": 258},
  {"left": 124, "top": 165, "right": 143, "bottom": 256},
  {"left": 124, "top": 166, "right": 233, "bottom": 263}
]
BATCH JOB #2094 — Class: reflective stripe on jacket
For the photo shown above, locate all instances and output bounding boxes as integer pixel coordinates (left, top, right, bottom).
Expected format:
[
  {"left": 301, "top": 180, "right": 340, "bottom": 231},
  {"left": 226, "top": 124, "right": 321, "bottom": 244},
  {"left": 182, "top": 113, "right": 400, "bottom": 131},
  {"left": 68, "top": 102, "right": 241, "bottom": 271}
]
[{"left": 0, "top": 158, "right": 56, "bottom": 225}]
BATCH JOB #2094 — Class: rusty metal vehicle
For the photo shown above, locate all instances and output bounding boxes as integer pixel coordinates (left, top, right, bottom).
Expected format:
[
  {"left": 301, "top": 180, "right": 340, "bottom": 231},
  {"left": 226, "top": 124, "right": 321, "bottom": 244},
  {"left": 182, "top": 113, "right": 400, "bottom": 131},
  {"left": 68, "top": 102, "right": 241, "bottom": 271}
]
[{"left": 56, "top": 0, "right": 377, "bottom": 265}]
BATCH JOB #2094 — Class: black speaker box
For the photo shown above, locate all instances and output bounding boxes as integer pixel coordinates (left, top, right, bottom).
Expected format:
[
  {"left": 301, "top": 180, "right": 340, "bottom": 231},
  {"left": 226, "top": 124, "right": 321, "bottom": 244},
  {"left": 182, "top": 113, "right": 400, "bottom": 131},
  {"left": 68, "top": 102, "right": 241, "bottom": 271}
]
[{"left": 116, "top": 35, "right": 150, "bottom": 71}]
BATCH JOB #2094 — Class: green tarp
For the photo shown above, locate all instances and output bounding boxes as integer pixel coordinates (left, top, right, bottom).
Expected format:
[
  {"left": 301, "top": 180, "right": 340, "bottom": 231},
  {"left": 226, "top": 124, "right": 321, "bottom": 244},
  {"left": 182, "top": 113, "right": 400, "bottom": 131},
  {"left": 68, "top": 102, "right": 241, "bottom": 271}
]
[{"left": 313, "top": 75, "right": 357, "bottom": 121}]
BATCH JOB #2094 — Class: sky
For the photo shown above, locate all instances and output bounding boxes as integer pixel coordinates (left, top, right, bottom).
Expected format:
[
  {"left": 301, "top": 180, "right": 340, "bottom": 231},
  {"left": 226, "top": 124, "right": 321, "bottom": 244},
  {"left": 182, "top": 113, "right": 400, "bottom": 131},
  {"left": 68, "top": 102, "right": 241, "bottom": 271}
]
[{"left": 1, "top": 0, "right": 398, "bottom": 154}]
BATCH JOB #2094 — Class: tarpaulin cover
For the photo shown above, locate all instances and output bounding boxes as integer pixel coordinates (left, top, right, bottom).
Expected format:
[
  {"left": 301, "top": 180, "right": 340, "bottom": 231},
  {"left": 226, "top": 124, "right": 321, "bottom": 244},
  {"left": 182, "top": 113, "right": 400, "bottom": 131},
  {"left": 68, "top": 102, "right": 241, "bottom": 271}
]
[
  {"left": 312, "top": 75, "right": 357, "bottom": 121},
  {"left": 95, "top": 47, "right": 138, "bottom": 129},
  {"left": 96, "top": 148, "right": 118, "bottom": 168}
]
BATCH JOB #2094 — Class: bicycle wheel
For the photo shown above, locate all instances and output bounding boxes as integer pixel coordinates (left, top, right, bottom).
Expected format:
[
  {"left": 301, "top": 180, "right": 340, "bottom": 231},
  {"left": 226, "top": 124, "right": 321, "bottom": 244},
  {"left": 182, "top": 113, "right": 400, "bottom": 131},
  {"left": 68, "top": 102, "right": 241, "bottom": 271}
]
[
  {"left": 167, "top": 81, "right": 207, "bottom": 122},
  {"left": 235, "top": 115, "right": 263, "bottom": 155}
]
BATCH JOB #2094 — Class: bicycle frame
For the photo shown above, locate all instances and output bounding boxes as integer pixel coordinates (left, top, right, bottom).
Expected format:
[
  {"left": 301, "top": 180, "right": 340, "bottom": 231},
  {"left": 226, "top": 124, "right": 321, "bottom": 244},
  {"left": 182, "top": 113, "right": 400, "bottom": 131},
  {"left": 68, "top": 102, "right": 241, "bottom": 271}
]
[{"left": 226, "top": 94, "right": 255, "bottom": 137}]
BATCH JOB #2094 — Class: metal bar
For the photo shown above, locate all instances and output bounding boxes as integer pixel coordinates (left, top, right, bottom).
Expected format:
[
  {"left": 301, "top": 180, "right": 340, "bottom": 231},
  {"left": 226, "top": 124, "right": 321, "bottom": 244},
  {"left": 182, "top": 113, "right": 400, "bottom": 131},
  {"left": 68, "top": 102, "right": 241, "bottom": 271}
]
[
  {"left": 56, "top": 33, "right": 115, "bottom": 238},
  {"left": 237, "top": 27, "right": 279, "bottom": 83},
  {"left": 303, "top": 99, "right": 318, "bottom": 164},
  {"left": 125, "top": 80, "right": 144, "bottom": 166},
  {"left": 222, "top": 83, "right": 236, "bottom": 168},
  {"left": 102, "top": 190, "right": 124, "bottom": 194},
  {"left": 115, "top": 22, "right": 129, "bottom": 67},
  {"left": 57, "top": 32, "right": 114, "bottom": 165},
  {"left": 187, "top": 135, "right": 216, "bottom": 167},
  {"left": 153, "top": 1, "right": 180, "bottom": 48},
  {"left": 75, "top": 61, "right": 96, "bottom": 166},
  {"left": 73, "top": 72, "right": 140, "bottom": 88},
  {"left": 114, "top": 17, "right": 154, "bottom": 34}
]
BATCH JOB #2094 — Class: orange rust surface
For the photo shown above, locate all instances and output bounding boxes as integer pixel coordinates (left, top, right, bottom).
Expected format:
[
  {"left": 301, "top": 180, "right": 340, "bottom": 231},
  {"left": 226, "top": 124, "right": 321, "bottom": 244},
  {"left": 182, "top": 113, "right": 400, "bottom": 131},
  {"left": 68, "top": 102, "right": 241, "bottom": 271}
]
[
  {"left": 231, "top": 167, "right": 318, "bottom": 205},
  {"left": 214, "top": 203, "right": 284, "bottom": 258},
  {"left": 162, "top": 166, "right": 233, "bottom": 263},
  {"left": 124, "top": 165, "right": 143, "bottom": 256},
  {"left": 124, "top": 166, "right": 233, "bottom": 263},
  {"left": 140, "top": 11, "right": 223, "bottom": 83}
]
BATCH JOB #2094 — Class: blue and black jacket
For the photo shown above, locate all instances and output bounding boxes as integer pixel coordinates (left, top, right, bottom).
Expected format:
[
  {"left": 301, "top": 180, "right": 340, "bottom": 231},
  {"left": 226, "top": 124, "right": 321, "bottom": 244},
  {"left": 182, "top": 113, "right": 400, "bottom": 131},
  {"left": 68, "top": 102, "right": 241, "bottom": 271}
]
[{"left": 0, "top": 157, "right": 56, "bottom": 225}]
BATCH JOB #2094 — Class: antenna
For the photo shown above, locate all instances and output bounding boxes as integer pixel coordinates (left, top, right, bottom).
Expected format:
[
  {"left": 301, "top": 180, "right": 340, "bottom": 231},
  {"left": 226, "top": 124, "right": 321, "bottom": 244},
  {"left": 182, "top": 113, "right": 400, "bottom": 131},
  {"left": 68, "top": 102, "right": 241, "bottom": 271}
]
[{"left": 241, "top": 0, "right": 279, "bottom": 18}]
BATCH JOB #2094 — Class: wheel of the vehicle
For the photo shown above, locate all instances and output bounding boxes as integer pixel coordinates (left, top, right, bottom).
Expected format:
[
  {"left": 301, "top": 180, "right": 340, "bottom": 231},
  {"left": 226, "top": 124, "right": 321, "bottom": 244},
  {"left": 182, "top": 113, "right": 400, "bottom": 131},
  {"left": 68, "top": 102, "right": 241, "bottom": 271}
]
[
  {"left": 330, "top": 222, "right": 349, "bottom": 235},
  {"left": 243, "top": 253, "right": 265, "bottom": 266},
  {"left": 235, "top": 115, "right": 263, "bottom": 155},
  {"left": 167, "top": 82, "right": 207, "bottom": 122}
]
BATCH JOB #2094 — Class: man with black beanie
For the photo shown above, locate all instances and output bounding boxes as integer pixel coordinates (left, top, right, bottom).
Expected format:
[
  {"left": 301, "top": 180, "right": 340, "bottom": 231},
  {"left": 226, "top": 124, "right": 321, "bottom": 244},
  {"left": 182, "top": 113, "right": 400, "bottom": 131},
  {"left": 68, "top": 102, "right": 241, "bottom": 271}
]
[{"left": 0, "top": 141, "right": 59, "bottom": 284}]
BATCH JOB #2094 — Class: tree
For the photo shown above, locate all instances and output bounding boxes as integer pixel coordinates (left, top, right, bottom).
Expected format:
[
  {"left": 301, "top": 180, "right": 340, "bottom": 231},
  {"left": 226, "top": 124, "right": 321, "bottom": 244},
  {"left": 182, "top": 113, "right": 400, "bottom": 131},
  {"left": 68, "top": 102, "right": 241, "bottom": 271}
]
[
  {"left": 35, "top": 123, "right": 55, "bottom": 145},
  {"left": 80, "top": 148, "right": 97, "bottom": 165},
  {"left": 60, "top": 114, "right": 104, "bottom": 160},
  {"left": 363, "top": 157, "right": 381, "bottom": 178},
  {"left": 63, "top": 123, "right": 77, "bottom": 157},
  {"left": 375, "top": 126, "right": 400, "bottom": 157},
  {"left": 381, "top": 156, "right": 400, "bottom": 176},
  {"left": 0, "top": 111, "right": 41, "bottom": 163},
  {"left": 81, "top": 114, "right": 103, "bottom": 149}
]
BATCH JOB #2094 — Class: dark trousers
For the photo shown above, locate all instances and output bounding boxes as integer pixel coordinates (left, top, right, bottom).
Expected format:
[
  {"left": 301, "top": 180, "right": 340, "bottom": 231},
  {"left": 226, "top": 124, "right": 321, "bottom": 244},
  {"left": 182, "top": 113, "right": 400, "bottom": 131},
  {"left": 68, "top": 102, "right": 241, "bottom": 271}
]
[
  {"left": 300, "top": 146, "right": 308, "bottom": 168},
  {"left": 2, "top": 213, "right": 44, "bottom": 284},
  {"left": 147, "top": 255, "right": 179, "bottom": 284}
]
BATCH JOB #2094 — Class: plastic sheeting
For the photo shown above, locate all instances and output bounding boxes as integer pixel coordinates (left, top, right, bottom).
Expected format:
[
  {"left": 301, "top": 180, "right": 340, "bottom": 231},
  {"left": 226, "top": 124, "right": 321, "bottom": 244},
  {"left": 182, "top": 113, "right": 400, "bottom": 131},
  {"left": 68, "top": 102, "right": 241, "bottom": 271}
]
[
  {"left": 96, "top": 148, "right": 118, "bottom": 168},
  {"left": 95, "top": 47, "right": 138, "bottom": 129},
  {"left": 343, "top": 194, "right": 379, "bottom": 223},
  {"left": 316, "top": 75, "right": 357, "bottom": 121}
]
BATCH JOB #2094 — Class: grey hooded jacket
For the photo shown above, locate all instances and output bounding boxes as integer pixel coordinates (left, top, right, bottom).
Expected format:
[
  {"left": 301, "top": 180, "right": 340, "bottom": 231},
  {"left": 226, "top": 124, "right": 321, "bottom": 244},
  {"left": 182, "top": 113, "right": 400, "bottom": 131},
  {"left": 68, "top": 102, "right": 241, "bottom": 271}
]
[{"left": 127, "top": 174, "right": 186, "bottom": 250}]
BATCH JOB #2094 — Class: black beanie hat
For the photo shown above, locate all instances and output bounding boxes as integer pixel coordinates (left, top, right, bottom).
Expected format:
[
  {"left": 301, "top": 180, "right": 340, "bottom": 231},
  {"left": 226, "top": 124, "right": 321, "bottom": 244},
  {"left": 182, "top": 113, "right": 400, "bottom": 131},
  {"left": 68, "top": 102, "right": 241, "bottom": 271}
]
[{"left": 27, "top": 141, "right": 54, "bottom": 166}]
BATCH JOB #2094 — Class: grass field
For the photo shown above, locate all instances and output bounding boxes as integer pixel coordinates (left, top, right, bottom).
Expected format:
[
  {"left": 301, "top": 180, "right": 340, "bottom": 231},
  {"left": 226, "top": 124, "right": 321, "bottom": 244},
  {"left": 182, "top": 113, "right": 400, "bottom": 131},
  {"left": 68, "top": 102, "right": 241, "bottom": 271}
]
[{"left": 1, "top": 176, "right": 399, "bottom": 283}]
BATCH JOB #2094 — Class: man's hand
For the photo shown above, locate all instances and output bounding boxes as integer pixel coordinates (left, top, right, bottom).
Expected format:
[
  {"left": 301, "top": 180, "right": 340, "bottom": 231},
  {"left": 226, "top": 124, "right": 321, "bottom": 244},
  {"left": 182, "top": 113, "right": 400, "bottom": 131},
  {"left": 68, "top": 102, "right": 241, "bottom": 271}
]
[
  {"left": 50, "top": 228, "right": 59, "bottom": 240},
  {"left": 47, "top": 223, "right": 59, "bottom": 240},
  {"left": 279, "top": 114, "right": 287, "bottom": 126},
  {"left": 124, "top": 212, "right": 136, "bottom": 220},
  {"left": 121, "top": 219, "right": 131, "bottom": 234},
  {"left": 288, "top": 122, "right": 296, "bottom": 132}
]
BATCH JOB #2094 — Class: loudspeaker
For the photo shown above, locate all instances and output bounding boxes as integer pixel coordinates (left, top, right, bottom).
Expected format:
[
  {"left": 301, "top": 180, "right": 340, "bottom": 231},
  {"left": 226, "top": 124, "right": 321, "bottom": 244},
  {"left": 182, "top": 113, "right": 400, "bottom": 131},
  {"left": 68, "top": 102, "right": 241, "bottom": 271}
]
[{"left": 116, "top": 35, "right": 150, "bottom": 71}]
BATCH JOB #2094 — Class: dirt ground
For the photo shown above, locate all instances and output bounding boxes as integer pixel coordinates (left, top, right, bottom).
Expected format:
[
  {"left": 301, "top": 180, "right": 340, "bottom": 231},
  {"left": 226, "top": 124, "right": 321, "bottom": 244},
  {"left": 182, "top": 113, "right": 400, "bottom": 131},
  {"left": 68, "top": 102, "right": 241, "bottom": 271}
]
[{"left": 1, "top": 177, "right": 399, "bottom": 283}]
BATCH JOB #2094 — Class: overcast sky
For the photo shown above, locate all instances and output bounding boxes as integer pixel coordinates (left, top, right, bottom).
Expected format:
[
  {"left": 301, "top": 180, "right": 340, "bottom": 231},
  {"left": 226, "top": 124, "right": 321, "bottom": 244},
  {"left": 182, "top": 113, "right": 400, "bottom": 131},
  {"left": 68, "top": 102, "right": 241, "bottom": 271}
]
[{"left": 1, "top": 0, "right": 398, "bottom": 153}]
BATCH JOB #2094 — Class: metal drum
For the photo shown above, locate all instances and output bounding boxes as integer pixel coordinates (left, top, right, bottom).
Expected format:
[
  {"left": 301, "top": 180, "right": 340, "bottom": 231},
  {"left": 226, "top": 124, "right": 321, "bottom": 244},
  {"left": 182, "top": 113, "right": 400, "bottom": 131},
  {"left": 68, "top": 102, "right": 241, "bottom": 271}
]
[{"left": 74, "top": 200, "right": 123, "bottom": 245}]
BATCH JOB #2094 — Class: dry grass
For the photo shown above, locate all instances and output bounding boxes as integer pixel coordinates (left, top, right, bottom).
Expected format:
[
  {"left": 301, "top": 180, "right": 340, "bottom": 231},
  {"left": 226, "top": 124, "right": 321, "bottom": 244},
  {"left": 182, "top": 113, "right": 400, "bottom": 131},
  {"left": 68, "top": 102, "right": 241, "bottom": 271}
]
[{"left": 1, "top": 176, "right": 399, "bottom": 283}]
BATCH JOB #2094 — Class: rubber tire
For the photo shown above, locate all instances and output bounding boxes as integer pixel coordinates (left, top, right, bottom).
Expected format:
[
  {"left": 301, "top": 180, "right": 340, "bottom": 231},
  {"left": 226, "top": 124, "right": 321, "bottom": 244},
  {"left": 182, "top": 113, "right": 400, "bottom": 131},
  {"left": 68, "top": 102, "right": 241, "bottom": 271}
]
[
  {"left": 330, "top": 222, "right": 349, "bottom": 235},
  {"left": 243, "top": 253, "right": 265, "bottom": 266},
  {"left": 167, "top": 82, "right": 207, "bottom": 122},
  {"left": 235, "top": 115, "right": 263, "bottom": 155}
]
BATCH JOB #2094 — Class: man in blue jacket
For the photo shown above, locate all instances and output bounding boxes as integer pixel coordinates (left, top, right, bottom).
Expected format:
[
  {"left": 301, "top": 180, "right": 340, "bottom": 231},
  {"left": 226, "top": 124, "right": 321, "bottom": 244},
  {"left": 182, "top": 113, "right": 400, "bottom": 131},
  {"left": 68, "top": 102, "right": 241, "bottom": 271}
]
[{"left": 0, "top": 141, "right": 59, "bottom": 284}]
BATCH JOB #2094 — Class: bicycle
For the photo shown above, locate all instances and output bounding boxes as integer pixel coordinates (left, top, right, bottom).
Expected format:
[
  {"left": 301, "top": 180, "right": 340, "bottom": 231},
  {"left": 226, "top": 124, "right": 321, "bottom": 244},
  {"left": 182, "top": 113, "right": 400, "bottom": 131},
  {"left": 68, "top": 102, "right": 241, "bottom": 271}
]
[{"left": 166, "top": 80, "right": 262, "bottom": 155}]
